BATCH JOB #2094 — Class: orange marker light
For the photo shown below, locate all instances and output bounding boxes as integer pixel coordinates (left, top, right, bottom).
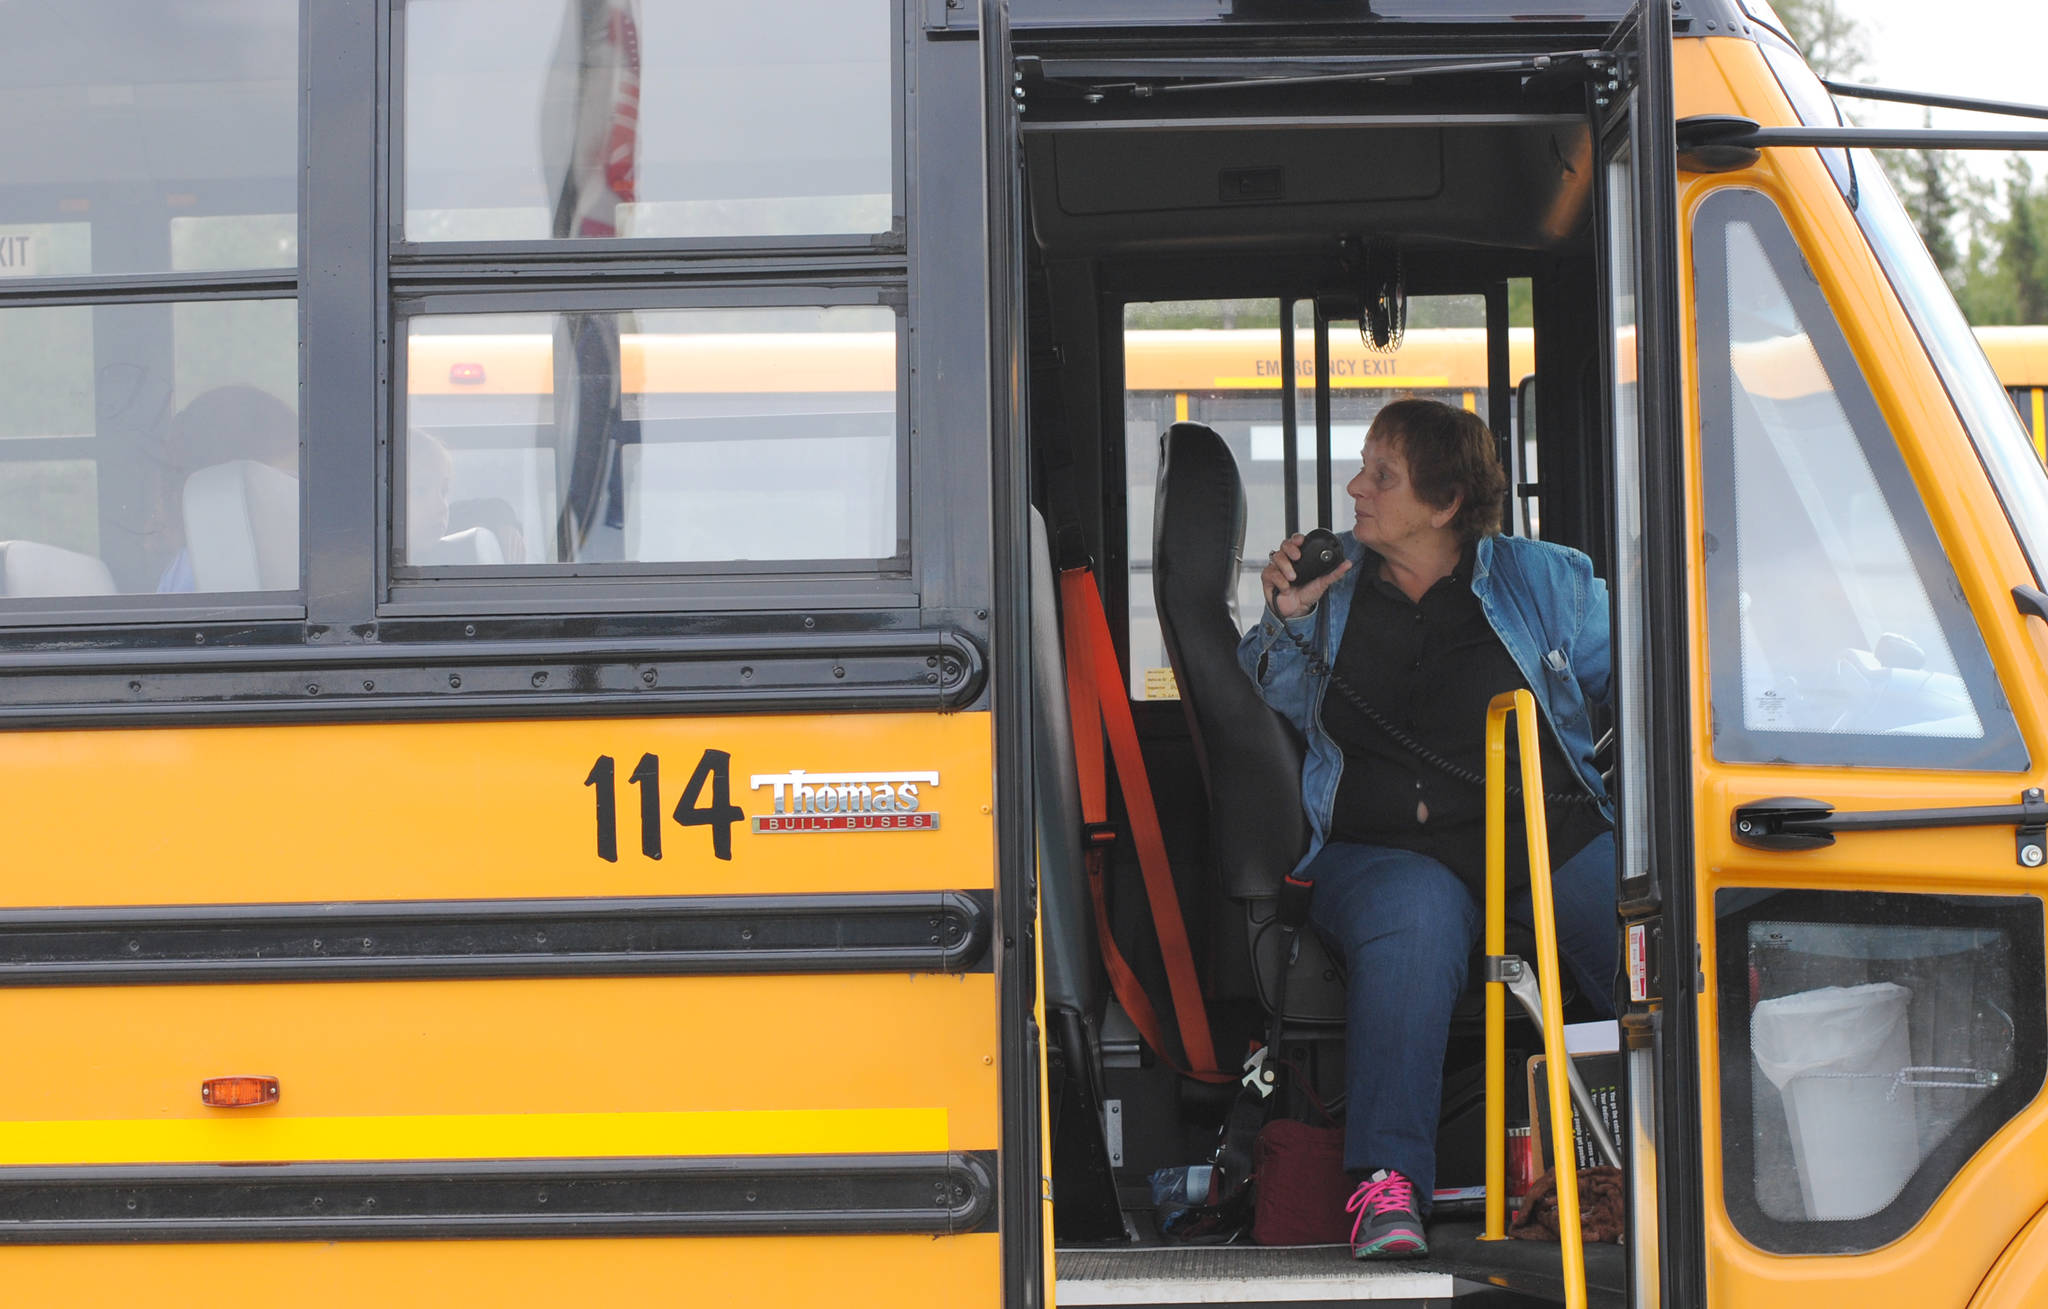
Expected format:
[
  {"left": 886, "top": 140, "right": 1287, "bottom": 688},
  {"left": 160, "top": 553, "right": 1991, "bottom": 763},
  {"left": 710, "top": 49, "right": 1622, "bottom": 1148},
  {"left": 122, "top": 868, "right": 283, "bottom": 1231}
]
[
  {"left": 200, "top": 1076, "right": 279, "bottom": 1108},
  {"left": 449, "top": 362, "right": 486, "bottom": 385}
]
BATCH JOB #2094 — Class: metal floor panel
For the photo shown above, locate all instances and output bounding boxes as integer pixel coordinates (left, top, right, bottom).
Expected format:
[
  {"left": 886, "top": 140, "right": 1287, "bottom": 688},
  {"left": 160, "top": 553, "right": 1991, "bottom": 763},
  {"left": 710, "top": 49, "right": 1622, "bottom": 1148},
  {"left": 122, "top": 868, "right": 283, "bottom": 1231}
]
[{"left": 1054, "top": 1243, "right": 1461, "bottom": 1305}]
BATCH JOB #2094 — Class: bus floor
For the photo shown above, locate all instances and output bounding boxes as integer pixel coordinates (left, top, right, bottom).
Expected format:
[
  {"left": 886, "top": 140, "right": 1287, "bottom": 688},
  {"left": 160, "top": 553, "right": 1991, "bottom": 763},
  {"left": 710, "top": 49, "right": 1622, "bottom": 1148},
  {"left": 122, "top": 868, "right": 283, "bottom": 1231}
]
[{"left": 1054, "top": 1224, "right": 1626, "bottom": 1308}]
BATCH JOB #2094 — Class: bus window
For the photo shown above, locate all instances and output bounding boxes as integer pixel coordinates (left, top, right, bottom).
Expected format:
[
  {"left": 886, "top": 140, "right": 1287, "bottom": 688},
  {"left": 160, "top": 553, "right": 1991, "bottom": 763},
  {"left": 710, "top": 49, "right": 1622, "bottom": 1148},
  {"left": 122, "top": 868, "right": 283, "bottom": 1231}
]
[
  {"left": 2004, "top": 385, "right": 2047, "bottom": 462},
  {"left": 401, "top": 305, "right": 901, "bottom": 570},
  {"left": 403, "top": 0, "right": 896, "bottom": 244},
  {"left": 0, "top": 1, "right": 297, "bottom": 276},
  {"left": 1121, "top": 294, "right": 1508, "bottom": 699},
  {"left": 0, "top": 1, "right": 301, "bottom": 607},
  {"left": 1697, "top": 189, "right": 2023, "bottom": 769},
  {"left": 0, "top": 300, "right": 298, "bottom": 598},
  {"left": 1716, "top": 888, "right": 2045, "bottom": 1254}
]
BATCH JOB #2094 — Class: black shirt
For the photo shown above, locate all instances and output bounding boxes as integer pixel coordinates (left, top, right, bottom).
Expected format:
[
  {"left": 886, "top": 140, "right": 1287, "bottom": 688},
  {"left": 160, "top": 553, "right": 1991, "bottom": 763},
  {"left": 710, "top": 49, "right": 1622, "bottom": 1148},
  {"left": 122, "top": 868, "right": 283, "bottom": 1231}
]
[{"left": 1320, "top": 545, "right": 1607, "bottom": 894}]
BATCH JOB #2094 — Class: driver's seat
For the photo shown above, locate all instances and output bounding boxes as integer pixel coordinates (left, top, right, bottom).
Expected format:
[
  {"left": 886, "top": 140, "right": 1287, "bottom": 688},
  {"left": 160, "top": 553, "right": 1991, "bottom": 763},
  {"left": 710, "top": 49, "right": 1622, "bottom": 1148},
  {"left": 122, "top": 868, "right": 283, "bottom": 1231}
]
[{"left": 1152, "top": 421, "right": 1346, "bottom": 1024}]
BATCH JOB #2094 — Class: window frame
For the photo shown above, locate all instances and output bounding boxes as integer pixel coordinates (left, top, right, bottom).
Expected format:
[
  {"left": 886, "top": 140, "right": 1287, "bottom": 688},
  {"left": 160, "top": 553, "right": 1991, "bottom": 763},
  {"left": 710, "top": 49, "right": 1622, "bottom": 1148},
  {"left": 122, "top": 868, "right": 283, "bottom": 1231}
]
[
  {"left": 386, "top": 0, "right": 909, "bottom": 262},
  {"left": 0, "top": 0, "right": 306, "bottom": 627},
  {"left": 1694, "top": 186, "right": 2026, "bottom": 772},
  {"left": 384, "top": 283, "right": 917, "bottom": 615},
  {"left": 1714, "top": 886, "right": 2047, "bottom": 1255},
  {"left": 0, "top": 1, "right": 994, "bottom": 725},
  {"left": 378, "top": 0, "right": 922, "bottom": 621}
]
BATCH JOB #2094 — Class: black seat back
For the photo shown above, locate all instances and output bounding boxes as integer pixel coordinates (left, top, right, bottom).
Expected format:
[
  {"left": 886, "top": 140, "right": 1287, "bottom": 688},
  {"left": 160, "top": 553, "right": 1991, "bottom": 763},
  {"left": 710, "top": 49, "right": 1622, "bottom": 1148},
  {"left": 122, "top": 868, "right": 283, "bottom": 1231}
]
[{"left": 1152, "top": 422, "right": 1310, "bottom": 900}]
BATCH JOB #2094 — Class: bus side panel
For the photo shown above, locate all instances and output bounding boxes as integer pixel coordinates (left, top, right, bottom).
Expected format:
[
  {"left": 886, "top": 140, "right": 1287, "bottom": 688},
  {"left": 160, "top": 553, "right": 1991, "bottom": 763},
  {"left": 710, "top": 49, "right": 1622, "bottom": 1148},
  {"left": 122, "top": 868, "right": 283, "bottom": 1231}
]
[
  {"left": 0, "top": 711, "right": 998, "bottom": 1302},
  {"left": 0, "top": 712, "right": 992, "bottom": 904},
  {"left": 1971, "top": 1201, "right": 2048, "bottom": 1309},
  {"left": 0, "top": 1234, "right": 1000, "bottom": 1309}
]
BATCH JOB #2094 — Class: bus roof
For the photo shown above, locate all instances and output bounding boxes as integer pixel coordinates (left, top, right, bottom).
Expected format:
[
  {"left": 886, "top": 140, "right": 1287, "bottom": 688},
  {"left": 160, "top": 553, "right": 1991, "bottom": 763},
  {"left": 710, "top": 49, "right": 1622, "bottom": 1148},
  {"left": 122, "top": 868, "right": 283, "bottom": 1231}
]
[{"left": 1970, "top": 326, "right": 2048, "bottom": 386}]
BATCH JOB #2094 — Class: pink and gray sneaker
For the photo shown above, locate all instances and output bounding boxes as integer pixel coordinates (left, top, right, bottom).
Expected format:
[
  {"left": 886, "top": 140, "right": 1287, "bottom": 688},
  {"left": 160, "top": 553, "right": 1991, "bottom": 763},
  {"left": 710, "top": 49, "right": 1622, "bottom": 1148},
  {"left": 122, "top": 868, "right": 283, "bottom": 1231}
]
[{"left": 1345, "top": 1169, "right": 1428, "bottom": 1259}]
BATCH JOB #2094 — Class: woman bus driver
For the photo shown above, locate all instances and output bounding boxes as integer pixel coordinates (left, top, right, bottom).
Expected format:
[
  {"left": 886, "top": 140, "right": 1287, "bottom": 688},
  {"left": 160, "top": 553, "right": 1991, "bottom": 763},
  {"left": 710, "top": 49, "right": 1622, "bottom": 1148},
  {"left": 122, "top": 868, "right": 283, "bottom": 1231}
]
[{"left": 1237, "top": 397, "right": 1617, "bottom": 1260}]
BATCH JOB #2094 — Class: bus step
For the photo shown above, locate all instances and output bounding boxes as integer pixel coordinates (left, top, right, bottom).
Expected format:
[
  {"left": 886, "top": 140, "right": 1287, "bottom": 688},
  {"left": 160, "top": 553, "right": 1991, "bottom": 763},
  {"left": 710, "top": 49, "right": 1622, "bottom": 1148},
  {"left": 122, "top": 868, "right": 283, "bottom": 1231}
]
[
  {"left": 1054, "top": 1241, "right": 1577, "bottom": 1306},
  {"left": 1422, "top": 1221, "right": 1627, "bottom": 1309}
]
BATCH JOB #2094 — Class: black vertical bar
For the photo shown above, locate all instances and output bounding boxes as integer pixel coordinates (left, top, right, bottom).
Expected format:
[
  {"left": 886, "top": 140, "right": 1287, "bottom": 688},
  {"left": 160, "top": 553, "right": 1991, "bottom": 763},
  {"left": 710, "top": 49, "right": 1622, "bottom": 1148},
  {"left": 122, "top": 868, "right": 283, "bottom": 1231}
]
[
  {"left": 1485, "top": 281, "right": 1512, "bottom": 535},
  {"left": 92, "top": 298, "right": 174, "bottom": 591},
  {"left": 1280, "top": 297, "right": 1300, "bottom": 536},
  {"left": 301, "top": 0, "right": 381, "bottom": 639},
  {"left": 1314, "top": 308, "right": 1332, "bottom": 529},
  {"left": 979, "top": 3, "right": 1045, "bottom": 1307},
  {"left": 1616, "top": 2, "right": 1699, "bottom": 1306}
]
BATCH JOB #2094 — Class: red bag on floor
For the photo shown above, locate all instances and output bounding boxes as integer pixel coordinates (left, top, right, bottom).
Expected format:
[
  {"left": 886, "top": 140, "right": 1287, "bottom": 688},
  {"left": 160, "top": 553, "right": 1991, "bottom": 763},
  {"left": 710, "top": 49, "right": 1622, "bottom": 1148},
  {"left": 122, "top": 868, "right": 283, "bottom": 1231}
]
[{"left": 1250, "top": 1117, "right": 1352, "bottom": 1245}]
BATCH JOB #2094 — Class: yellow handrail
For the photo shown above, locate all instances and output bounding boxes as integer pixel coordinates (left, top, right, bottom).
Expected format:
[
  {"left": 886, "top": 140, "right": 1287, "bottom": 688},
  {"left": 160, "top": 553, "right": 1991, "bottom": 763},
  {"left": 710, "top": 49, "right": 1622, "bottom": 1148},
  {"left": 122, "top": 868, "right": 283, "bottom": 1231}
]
[{"left": 1478, "top": 689, "right": 1587, "bottom": 1309}]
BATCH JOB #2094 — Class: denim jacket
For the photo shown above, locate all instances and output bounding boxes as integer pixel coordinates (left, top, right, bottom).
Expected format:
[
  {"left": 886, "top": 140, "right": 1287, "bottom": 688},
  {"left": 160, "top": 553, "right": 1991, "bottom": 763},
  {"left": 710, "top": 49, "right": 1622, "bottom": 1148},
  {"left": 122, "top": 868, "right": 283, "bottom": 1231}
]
[{"left": 1235, "top": 532, "right": 1613, "bottom": 874}]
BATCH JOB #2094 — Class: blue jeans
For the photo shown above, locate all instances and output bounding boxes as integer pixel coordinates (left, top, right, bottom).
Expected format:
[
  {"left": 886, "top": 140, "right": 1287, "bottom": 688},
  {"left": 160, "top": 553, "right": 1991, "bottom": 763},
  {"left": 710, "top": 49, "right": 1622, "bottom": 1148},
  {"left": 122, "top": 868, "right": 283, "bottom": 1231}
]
[{"left": 1306, "top": 832, "right": 1618, "bottom": 1207}]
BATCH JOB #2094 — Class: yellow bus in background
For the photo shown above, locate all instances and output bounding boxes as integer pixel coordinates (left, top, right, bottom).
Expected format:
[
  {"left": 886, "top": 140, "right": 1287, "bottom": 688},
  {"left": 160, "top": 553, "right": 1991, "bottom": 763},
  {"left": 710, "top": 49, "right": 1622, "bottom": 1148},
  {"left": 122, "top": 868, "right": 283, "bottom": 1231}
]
[{"left": 1975, "top": 325, "right": 2048, "bottom": 461}]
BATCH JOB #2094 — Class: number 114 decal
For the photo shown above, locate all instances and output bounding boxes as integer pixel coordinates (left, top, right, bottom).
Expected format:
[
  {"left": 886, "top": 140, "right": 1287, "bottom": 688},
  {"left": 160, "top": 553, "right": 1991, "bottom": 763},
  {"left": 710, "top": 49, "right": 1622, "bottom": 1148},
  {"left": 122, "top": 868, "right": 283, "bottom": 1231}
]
[{"left": 582, "top": 751, "right": 744, "bottom": 863}]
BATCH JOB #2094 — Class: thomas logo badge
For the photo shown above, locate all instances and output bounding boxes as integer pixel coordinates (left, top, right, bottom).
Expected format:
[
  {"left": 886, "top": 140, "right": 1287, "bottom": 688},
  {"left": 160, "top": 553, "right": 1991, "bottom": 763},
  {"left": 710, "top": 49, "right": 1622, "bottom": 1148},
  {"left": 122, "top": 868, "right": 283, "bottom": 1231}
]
[{"left": 748, "top": 769, "right": 941, "bottom": 833}]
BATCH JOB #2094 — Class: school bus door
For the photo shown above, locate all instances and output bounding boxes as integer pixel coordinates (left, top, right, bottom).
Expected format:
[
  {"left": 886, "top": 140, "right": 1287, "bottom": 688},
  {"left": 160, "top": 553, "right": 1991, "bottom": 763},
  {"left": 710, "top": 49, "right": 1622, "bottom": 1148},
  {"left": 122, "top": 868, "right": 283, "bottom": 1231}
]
[
  {"left": 1671, "top": 35, "right": 2048, "bottom": 1309},
  {"left": 1596, "top": 4, "right": 1697, "bottom": 1307}
]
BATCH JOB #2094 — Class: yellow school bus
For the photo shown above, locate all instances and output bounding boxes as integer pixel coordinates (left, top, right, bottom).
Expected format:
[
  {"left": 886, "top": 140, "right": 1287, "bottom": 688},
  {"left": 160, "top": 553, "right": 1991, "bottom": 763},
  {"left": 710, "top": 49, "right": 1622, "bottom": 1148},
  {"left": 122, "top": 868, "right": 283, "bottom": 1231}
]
[
  {"left": 5, "top": 2, "right": 2048, "bottom": 1308},
  {"left": 1976, "top": 325, "right": 2048, "bottom": 462}
]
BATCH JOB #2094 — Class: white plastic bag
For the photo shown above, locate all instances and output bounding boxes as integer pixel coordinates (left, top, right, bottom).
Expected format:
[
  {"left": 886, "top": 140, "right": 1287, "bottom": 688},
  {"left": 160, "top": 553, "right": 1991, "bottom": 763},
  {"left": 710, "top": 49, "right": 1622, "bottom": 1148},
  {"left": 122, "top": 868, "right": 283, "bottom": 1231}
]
[{"left": 1751, "top": 982, "right": 1917, "bottom": 1221}]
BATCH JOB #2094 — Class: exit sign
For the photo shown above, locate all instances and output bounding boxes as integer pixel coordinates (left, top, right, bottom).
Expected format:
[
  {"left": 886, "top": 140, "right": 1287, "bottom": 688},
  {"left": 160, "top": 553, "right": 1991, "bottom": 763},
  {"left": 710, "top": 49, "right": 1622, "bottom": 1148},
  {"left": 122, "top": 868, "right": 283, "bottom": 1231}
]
[{"left": 0, "top": 233, "right": 37, "bottom": 277}]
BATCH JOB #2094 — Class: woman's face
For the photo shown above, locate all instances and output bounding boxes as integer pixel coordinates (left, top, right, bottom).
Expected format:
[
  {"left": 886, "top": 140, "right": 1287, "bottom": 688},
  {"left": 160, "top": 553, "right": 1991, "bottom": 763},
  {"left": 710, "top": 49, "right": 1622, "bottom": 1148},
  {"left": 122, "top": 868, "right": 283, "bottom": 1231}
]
[{"left": 1346, "top": 431, "right": 1459, "bottom": 555}]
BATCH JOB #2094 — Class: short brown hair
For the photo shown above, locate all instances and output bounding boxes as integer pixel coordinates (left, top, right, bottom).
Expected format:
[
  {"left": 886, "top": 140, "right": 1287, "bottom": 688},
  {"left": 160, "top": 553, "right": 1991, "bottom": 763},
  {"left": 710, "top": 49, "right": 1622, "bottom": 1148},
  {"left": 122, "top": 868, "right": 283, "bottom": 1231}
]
[{"left": 1367, "top": 397, "right": 1507, "bottom": 545}]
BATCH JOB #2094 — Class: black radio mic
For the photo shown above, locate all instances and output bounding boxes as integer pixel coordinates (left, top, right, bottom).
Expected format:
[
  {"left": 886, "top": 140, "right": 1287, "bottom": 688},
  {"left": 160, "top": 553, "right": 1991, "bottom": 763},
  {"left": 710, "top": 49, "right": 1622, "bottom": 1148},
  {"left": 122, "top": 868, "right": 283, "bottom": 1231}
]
[{"left": 1289, "top": 527, "right": 1346, "bottom": 588}]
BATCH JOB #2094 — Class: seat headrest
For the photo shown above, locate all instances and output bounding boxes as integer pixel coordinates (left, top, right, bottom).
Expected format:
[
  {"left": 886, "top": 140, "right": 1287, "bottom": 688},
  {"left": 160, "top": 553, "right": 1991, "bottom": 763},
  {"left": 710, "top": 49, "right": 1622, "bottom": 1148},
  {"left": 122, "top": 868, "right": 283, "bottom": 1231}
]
[
  {"left": 0, "top": 540, "right": 117, "bottom": 598},
  {"left": 183, "top": 460, "right": 299, "bottom": 593}
]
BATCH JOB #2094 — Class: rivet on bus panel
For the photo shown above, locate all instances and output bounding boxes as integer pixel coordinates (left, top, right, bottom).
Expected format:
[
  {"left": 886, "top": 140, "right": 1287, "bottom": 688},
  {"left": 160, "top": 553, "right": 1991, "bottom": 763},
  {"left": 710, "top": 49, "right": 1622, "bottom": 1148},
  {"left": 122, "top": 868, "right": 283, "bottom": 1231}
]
[{"left": 200, "top": 1076, "right": 279, "bottom": 1108}]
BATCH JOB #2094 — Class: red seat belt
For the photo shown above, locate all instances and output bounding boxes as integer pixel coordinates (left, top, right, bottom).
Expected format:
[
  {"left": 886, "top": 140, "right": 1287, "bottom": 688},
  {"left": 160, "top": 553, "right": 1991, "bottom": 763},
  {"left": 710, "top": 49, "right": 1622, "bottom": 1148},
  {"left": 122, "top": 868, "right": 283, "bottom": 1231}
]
[{"left": 1057, "top": 565, "right": 1226, "bottom": 1083}]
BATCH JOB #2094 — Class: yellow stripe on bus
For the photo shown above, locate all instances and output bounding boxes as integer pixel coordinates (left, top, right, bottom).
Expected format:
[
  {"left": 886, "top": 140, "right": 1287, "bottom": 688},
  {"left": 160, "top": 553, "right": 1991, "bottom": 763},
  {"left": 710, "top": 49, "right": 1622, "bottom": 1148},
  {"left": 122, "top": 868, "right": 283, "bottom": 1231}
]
[
  {"left": 1174, "top": 392, "right": 1189, "bottom": 422},
  {"left": 2032, "top": 387, "right": 2045, "bottom": 463},
  {"left": 1209, "top": 375, "right": 1452, "bottom": 389},
  {"left": 0, "top": 1107, "right": 948, "bottom": 1167}
]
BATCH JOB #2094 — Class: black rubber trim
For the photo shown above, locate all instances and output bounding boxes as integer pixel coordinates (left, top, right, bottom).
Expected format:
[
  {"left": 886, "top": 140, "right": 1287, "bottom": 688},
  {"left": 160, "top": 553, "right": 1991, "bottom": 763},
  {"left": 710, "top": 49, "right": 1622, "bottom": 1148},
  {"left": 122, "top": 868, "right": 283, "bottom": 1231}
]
[
  {"left": 0, "top": 630, "right": 984, "bottom": 728},
  {"left": 0, "top": 891, "right": 994, "bottom": 985},
  {"left": 0, "top": 1151, "right": 997, "bottom": 1244}
]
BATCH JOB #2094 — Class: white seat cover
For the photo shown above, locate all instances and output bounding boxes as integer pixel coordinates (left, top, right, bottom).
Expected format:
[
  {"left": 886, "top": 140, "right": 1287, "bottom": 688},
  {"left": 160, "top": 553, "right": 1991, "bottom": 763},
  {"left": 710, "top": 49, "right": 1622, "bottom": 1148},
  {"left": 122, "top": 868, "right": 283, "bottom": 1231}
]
[
  {"left": 182, "top": 460, "right": 299, "bottom": 593},
  {"left": 0, "top": 540, "right": 117, "bottom": 597},
  {"left": 432, "top": 526, "right": 505, "bottom": 565}
]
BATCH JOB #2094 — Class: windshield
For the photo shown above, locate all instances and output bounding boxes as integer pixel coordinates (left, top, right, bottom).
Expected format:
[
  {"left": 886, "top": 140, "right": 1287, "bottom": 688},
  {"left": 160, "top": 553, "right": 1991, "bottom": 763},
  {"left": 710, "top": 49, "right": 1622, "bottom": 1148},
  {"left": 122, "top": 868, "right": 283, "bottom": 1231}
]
[{"left": 1856, "top": 150, "right": 2048, "bottom": 584}]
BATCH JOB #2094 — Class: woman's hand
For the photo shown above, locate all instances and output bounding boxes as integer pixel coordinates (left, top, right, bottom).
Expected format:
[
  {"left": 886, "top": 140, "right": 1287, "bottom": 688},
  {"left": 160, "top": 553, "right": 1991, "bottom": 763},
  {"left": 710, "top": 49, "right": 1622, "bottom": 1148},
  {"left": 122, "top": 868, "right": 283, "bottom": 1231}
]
[{"left": 1260, "top": 534, "right": 1353, "bottom": 621}]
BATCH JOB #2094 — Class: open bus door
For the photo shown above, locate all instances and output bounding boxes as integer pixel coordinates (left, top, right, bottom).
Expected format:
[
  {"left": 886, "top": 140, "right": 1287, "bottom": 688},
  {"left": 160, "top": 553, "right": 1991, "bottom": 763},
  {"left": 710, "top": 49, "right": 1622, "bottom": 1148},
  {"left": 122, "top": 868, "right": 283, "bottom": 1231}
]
[
  {"left": 972, "top": 0, "right": 1057, "bottom": 1306},
  {"left": 1595, "top": 4, "right": 1698, "bottom": 1308},
  {"left": 1667, "top": 27, "right": 2048, "bottom": 1309}
]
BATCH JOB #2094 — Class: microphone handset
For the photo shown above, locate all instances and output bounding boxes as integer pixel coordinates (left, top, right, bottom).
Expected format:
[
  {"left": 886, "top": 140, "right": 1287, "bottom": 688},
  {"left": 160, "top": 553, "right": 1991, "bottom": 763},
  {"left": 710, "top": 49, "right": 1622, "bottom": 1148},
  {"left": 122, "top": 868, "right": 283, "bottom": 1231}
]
[
  {"left": 1272, "top": 533, "right": 1601, "bottom": 810},
  {"left": 1288, "top": 527, "right": 1347, "bottom": 589}
]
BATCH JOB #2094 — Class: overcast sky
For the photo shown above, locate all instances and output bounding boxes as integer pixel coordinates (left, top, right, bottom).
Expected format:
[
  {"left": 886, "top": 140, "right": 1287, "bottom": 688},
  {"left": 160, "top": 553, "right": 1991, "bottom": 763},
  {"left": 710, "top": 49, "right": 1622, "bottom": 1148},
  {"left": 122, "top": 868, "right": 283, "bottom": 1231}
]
[{"left": 1830, "top": 1, "right": 2048, "bottom": 182}]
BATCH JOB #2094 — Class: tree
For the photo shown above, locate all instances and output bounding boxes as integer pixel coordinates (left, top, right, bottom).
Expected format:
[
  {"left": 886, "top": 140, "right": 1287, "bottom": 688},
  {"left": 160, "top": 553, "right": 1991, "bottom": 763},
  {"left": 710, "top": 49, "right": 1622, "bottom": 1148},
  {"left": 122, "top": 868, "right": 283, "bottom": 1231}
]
[
  {"left": 1999, "top": 157, "right": 2048, "bottom": 324},
  {"left": 1770, "top": 0, "right": 1869, "bottom": 82},
  {"left": 1900, "top": 111, "right": 1965, "bottom": 290},
  {"left": 1954, "top": 169, "right": 2017, "bottom": 324}
]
